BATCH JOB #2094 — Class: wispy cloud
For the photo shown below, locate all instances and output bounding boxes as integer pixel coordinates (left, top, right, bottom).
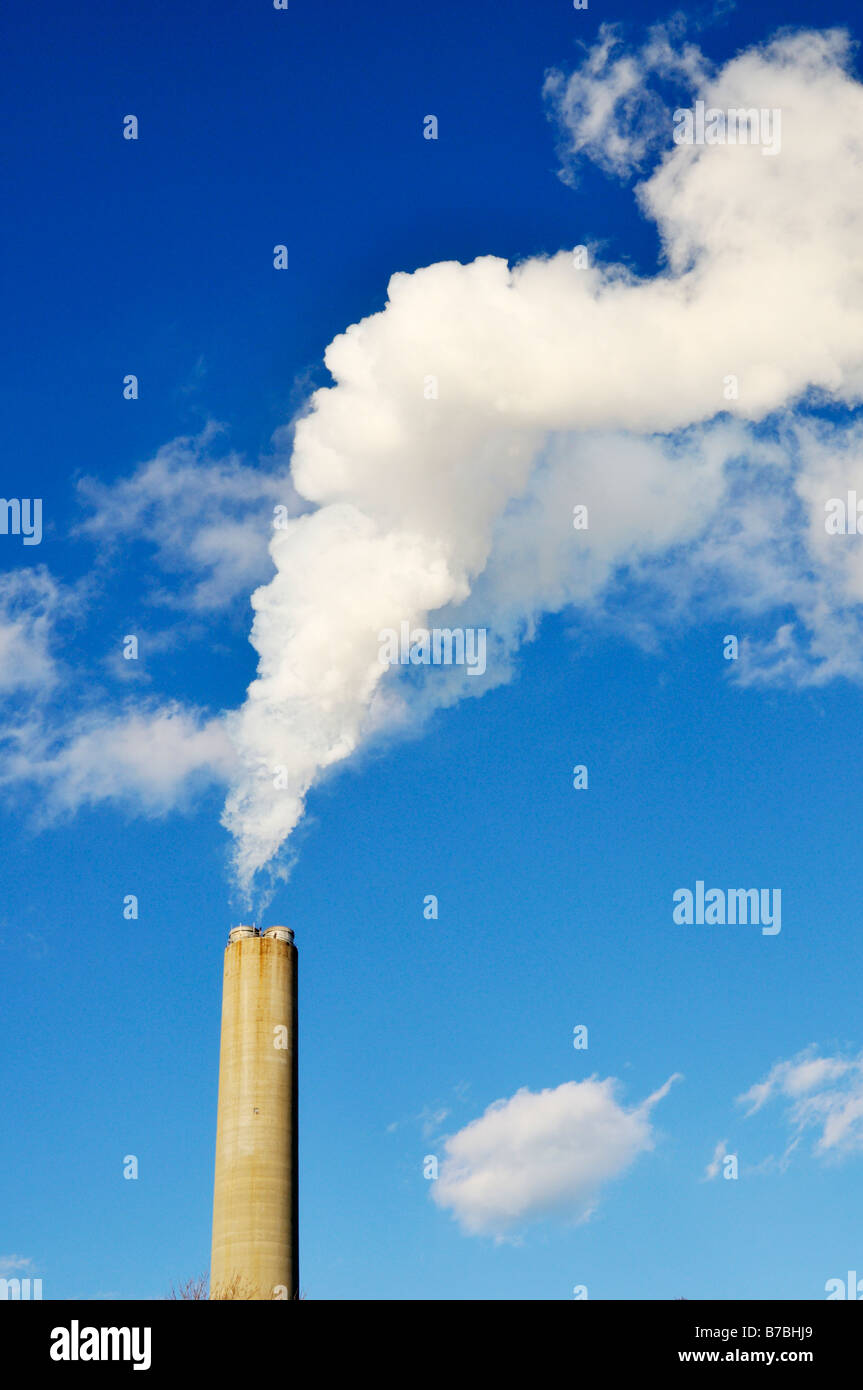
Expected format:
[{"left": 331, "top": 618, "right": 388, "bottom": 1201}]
[
  {"left": 703, "top": 1139, "right": 728, "bottom": 1180},
  {"left": 738, "top": 1047, "right": 863, "bottom": 1158},
  {"left": 0, "top": 700, "right": 236, "bottom": 818},
  {"left": 0, "top": 568, "right": 80, "bottom": 697},
  {"left": 76, "top": 423, "right": 304, "bottom": 611},
  {"left": 544, "top": 17, "right": 711, "bottom": 183}
]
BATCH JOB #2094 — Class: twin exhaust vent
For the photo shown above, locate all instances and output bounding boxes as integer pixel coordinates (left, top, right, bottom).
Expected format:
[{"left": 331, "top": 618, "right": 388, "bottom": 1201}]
[{"left": 228, "top": 924, "right": 294, "bottom": 944}]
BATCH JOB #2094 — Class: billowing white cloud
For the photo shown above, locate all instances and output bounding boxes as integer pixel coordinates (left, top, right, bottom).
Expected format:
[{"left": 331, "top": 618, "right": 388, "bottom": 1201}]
[
  {"left": 222, "top": 27, "right": 863, "bottom": 893},
  {"left": 430, "top": 1074, "right": 680, "bottom": 1238},
  {"left": 738, "top": 1047, "right": 863, "bottom": 1158}
]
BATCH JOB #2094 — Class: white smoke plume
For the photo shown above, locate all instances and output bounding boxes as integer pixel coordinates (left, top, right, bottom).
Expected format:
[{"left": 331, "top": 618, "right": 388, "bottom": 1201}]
[{"left": 223, "top": 28, "right": 863, "bottom": 894}]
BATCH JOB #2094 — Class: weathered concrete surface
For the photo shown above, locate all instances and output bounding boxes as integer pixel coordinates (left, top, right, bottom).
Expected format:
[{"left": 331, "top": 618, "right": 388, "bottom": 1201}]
[{"left": 211, "top": 927, "right": 298, "bottom": 1300}]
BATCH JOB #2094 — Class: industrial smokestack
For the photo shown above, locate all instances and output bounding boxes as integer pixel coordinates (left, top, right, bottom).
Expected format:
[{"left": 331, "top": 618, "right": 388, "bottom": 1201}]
[{"left": 211, "top": 925, "right": 298, "bottom": 1299}]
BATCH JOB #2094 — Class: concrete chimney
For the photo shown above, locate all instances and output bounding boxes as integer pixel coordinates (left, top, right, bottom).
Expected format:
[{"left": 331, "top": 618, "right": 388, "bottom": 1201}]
[{"left": 211, "top": 925, "right": 298, "bottom": 1299}]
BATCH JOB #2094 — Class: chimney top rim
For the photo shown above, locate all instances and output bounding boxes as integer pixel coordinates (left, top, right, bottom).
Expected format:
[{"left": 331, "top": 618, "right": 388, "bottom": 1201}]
[
  {"left": 227, "top": 925, "right": 258, "bottom": 943},
  {"left": 263, "top": 925, "right": 294, "bottom": 943}
]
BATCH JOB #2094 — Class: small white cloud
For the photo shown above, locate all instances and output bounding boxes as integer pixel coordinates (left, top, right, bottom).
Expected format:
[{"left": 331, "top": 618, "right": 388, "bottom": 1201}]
[
  {"left": 431, "top": 1073, "right": 681, "bottom": 1238},
  {"left": 0, "top": 1254, "right": 34, "bottom": 1276}
]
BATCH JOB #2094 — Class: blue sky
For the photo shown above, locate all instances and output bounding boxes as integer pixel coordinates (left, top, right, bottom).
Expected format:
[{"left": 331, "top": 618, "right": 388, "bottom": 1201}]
[{"left": 3, "top": 0, "right": 863, "bottom": 1300}]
